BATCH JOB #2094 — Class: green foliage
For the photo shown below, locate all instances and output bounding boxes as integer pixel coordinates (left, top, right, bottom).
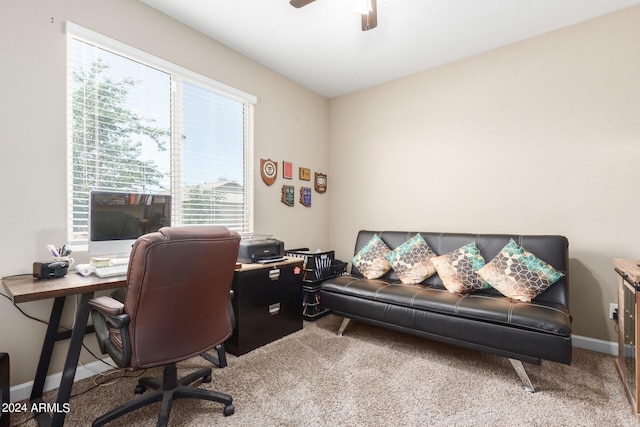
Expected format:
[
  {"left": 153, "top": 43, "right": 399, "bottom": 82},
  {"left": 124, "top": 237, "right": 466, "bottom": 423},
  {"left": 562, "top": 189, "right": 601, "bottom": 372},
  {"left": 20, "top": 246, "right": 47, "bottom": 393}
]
[
  {"left": 71, "top": 59, "right": 169, "bottom": 193},
  {"left": 182, "top": 186, "right": 227, "bottom": 225}
]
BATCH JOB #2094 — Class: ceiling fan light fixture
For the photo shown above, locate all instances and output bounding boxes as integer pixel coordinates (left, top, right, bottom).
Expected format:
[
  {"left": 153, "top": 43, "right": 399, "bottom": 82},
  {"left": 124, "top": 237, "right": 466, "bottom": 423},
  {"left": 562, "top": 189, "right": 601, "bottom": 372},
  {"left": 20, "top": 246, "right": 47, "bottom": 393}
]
[
  {"left": 353, "top": 0, "right": 373, "bottom": 15},
  {"left": 360, "top": 0, "right": 377, "bottom": 31}
]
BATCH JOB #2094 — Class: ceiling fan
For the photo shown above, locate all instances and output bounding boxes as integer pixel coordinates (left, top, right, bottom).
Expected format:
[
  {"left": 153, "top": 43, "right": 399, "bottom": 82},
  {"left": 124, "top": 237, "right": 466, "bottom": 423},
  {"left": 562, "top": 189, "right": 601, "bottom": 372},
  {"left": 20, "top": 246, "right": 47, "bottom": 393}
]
[{"left": 290, "top": 0, "right": 379, "bottom": 31}]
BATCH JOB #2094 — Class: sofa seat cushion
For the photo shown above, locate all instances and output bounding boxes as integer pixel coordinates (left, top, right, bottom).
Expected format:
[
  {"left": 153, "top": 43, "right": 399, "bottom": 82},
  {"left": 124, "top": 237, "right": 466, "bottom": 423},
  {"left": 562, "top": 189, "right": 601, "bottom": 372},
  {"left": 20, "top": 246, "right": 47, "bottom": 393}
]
[{"left": 322, "top": 275, "right": 571, "bottom": 337}]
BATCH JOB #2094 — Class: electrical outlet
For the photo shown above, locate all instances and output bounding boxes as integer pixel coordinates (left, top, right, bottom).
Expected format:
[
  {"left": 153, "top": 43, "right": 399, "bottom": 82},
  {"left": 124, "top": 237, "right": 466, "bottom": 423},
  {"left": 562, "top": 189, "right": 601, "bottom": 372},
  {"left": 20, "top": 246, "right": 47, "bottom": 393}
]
[{"left": 609, "top": 303, "right": 618, "bottom": 320}]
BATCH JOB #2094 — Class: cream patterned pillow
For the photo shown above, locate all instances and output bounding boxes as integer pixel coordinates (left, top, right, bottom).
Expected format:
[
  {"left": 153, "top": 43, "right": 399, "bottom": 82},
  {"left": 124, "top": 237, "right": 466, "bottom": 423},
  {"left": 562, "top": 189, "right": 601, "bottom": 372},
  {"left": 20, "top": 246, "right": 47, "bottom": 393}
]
[
  {"left": 431, "top": 242, "right": 490, "bottom": 294},
  {"left": 351, "top": 234, "right": 392, "bottom": 279},
  {"left": 477, "top": 239, "right": 564, "bottom": 302},
  {"left": 385, "top": 234, "right": 437, "bottom": 284}
]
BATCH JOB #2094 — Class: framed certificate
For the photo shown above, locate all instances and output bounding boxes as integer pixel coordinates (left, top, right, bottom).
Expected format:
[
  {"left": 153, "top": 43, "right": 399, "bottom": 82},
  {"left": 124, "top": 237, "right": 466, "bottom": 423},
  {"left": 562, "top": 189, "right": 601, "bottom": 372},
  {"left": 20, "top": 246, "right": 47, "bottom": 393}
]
[
  {"left": 299, "top": 167, "right": 311, "bottom": 181},
  {"left": 283, "top": 161, "right": 293, "bottom": 179}
]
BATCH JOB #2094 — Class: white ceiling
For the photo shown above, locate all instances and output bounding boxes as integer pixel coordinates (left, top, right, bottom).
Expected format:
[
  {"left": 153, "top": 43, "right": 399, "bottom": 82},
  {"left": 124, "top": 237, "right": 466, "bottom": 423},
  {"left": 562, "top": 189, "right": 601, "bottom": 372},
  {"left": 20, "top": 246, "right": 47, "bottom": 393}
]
[{"left": 139, "top": 0, "right": 640, "bottom": 98}]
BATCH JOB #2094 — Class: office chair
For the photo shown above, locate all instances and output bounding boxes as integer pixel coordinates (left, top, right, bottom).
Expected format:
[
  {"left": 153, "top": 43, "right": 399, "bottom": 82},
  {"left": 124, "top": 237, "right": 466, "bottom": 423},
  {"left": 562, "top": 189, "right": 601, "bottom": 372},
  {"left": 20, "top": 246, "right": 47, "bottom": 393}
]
[{"left": 89, "top": 226, "right": 240, "bottom": 426}]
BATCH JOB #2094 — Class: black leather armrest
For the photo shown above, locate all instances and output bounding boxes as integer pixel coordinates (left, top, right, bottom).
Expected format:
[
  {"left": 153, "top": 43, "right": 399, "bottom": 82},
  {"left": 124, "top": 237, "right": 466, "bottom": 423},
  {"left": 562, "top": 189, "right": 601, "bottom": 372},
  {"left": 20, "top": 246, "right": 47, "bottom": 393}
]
[
  {"left": 90, "top": 296, "right": 124, "bottom": 316},
  {"left": 89, "top": 297, "right": 131, "bottom": 368}
]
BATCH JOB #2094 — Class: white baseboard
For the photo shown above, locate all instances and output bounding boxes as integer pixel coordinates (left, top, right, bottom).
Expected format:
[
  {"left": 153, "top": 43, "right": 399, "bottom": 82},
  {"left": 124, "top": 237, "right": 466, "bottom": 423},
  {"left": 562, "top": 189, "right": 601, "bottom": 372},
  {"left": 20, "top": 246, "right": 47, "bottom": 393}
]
[
  {"left": 8, "top": 336, "right": 617, "bottom": 402},
  {"left": 572, "top": 334, "right": 618, "bottom": 356},
  {"left": 9, "top": 358, "right": 114, "bottom": 403}
]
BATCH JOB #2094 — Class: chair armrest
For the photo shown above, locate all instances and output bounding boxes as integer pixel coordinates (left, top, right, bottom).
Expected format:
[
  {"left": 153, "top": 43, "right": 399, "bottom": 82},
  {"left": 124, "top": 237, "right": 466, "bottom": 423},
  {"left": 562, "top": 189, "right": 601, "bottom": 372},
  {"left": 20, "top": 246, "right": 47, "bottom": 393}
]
[
  {"left": 89, "top": 296, "right": 131, "bottom": 368},
  {"left": 89, "top": 296, "right": 124, "bottom": 316}
]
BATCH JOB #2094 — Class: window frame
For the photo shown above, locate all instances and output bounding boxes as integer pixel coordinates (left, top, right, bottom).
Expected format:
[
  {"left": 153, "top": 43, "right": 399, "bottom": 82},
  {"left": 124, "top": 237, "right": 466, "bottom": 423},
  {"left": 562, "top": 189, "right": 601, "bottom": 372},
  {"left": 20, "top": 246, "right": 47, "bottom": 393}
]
[{"left": 65, "top": 22, "right": 256, "bottom": 247}]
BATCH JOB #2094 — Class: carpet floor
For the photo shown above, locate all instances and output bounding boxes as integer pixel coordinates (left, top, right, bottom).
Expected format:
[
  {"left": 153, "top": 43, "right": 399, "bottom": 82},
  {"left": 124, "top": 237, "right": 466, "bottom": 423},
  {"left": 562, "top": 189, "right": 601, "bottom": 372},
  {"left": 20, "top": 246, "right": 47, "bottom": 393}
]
[{"left": 11, "top": 314, "right": 638, "bottom": 426}]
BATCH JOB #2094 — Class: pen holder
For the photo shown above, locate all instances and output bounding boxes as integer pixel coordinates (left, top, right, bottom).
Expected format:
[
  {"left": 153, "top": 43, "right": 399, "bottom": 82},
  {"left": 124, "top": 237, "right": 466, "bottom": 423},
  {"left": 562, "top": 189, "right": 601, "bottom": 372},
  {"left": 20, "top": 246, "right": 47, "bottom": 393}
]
[{"left": 53, "top": 256, "right": 75, "bottom": 268}]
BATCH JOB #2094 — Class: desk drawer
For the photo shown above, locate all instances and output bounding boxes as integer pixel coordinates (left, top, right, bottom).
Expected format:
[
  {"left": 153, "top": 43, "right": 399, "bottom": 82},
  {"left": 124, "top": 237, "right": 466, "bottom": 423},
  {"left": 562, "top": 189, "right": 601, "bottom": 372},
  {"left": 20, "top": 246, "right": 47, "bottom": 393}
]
[
  {"left": 226, "top": 297, "right": 302, "bottom": 356},
  {"left": 233, "top": 264, "right": 302, "bottom": 315}
]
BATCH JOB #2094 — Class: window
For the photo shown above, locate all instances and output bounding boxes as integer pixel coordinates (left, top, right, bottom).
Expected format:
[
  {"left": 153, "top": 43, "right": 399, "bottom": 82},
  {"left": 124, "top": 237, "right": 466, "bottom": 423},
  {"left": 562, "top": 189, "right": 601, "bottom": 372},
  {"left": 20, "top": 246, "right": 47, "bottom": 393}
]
[{"left": 66, "top": 23, "right": 256, "bottom": 246}]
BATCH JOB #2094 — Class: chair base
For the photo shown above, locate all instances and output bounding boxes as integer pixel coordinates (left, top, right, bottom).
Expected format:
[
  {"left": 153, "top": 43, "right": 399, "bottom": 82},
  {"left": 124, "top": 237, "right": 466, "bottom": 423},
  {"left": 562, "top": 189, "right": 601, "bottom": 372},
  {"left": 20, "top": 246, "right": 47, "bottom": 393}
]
[
  {"left": 92, "top": 363, "right": 233, "bottom": 427},
  {"left": 201, "top": 343, "right": 228, "bottom": 368}
]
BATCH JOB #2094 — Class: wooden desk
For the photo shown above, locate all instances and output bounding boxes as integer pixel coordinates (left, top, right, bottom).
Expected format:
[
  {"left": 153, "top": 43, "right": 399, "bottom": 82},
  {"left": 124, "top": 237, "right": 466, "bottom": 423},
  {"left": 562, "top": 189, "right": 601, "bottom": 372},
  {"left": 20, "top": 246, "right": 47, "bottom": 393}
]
[{"left": 2, "top": 273, "right": 126, "bottom": 427}]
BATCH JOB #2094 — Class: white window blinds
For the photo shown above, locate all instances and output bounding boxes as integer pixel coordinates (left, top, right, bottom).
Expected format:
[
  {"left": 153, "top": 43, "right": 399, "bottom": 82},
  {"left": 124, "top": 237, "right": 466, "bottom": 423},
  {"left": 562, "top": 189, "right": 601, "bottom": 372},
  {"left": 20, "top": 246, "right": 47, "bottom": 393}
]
[{"left": 66, "top": 22, "right": 255, "bottom": 245}]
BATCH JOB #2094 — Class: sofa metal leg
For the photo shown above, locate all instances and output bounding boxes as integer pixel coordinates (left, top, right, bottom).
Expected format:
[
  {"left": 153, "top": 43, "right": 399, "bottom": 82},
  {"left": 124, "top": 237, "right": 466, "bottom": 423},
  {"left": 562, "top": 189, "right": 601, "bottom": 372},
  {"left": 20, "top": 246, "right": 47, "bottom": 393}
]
[
  {"left": 337, "top": 318, "right": 351, "bottom": 336},
  {"left": 509, "top": 358, "right": 535, "bottom": 393}
]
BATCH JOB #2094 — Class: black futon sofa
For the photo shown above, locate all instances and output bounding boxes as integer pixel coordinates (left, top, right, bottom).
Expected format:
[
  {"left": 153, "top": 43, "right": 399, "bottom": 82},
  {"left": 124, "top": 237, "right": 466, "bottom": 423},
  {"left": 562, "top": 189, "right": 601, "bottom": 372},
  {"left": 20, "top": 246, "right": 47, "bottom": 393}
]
[{"left": 320, "top": 230, "right": 571, "bottom": 392}]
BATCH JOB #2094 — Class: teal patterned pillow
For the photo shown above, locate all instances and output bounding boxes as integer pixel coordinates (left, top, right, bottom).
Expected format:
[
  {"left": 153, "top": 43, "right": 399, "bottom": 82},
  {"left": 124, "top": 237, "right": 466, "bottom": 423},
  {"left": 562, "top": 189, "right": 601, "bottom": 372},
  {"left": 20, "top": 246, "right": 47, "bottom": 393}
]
[
  {"left": 431, "top": 242, "right": 490, "bottom": 294},
  {"left": 351, "top": 234, "right": 392, "bottom": 279},
  {"left": 477, "top": 239, "right": 564, "bottom": 302},
  {"left": 385, "top": 234, "right": 437, "bottom": 284}
]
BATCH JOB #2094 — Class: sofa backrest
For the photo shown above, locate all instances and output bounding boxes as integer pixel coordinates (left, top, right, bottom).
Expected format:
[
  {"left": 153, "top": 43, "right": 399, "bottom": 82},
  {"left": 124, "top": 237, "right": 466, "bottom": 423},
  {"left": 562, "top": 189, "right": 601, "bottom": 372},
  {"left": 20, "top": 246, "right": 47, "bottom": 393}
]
[{"left": 351, "top": 230, "right": 569, "bottom": 307}]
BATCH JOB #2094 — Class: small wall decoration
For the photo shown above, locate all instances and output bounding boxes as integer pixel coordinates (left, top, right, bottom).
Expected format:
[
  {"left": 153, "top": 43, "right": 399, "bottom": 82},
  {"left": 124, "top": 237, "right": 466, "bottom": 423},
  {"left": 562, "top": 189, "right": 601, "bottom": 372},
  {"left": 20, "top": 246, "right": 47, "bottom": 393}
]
[
  {"left": 281, "top": 185, "right": 295, "bottom": 206},
  {"left": 300, "top": 187, "right": 312, "bottom": 207},
  {"left": 260, "top": 158, "right": 277, "bottom": 186},
  {"left": 299, "top": 167, "right": 311, "bottom": 181},
  {"left": 283, "top": 161, "right": 293, "bottom": 179},
  {"left": 314, "top": 172, "right": 327, "bottom": 193}
]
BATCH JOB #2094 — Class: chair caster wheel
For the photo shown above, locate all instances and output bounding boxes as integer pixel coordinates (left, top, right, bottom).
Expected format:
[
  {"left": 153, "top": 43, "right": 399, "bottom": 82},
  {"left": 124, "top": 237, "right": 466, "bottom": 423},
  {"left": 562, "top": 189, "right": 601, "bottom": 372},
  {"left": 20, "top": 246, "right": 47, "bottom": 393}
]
[
  {"left": 223, "top": 404, "right": 234, "bottom": 416},
  {"left": 134, "top": 384, "right": 146, "bottom": 394},
  {"left": 203, "top": 373, "right": 212, "bottom": 383}
]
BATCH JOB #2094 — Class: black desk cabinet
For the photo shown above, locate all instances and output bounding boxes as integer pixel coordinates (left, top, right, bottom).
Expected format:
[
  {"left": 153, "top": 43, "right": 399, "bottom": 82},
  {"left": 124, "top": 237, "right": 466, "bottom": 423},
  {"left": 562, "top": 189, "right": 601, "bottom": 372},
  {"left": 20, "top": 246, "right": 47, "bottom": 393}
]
[
  {"left": 225, "top": 258, "right": 303, "bottom": 356},
  {"left": 1, "top": 352, "right": 9, "bottom": 427}
]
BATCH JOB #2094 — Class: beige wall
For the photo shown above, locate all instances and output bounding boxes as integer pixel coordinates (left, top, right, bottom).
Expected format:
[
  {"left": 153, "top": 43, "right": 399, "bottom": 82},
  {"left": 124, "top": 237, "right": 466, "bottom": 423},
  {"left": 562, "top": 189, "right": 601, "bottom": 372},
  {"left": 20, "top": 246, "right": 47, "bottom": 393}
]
[
  {"left": 0, "top": 0, "right": 329, "bottom": 386},
  {"left": 328, "top": 6, "right": 640, "bottom": 343},
  {"left": 2, "top": 0, "right": 638, "bottom": 389}
]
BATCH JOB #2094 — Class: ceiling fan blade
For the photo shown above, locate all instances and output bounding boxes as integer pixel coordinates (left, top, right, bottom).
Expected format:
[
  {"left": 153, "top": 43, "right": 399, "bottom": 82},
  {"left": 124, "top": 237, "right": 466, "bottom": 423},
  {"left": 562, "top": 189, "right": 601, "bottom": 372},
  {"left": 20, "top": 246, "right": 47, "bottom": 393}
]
[
  {"left": 290, "top": 0, "right": 316, "bottom": 8},
  {"left": 361, "top": 1, "right": 377, "bottom": 31}
]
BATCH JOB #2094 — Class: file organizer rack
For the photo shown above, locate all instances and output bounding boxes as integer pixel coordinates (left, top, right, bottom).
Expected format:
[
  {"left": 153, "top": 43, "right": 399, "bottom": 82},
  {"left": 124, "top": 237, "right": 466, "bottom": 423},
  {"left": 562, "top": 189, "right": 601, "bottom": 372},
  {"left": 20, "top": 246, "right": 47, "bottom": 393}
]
[{"left": 285, "top": 249, "right": 347, "bottom": 320}]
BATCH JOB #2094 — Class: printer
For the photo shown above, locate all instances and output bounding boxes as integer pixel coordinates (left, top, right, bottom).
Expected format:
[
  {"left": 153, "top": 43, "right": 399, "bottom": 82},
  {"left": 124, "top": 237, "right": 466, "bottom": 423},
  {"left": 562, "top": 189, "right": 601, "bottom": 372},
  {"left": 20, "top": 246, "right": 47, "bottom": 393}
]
[{"left": 238, "top": 236, "right": 284, "bottom": 264}]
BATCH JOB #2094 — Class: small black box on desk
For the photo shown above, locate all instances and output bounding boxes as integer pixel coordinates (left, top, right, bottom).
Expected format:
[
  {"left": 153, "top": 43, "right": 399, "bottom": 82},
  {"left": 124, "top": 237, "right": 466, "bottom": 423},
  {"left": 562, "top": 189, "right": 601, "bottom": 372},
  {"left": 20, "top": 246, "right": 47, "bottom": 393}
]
[{"left": 33, "top": 260, "right": 69, "bottom": 279}]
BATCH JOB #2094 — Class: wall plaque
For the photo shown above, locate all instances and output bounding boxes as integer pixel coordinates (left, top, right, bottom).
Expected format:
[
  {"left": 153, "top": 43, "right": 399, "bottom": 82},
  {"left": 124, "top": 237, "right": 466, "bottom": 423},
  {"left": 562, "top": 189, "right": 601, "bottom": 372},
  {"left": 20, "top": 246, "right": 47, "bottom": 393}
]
[
  {"left": 281, "top": 185, "right": 295, "bottom": 206},
  {"left": 299, "top": 167, "right": 311, "bottom": 181},
  {"left": 283, "top": 161, "right": 293, "bottom": 179},
  {"left": 260, "top": 158, "right": 277, "bottom": 186},
  {"left": 314, "top": 172, "right": 327, "bottom": 193},
  {"left": 300, "top": 187, "right": 311, "bottom": 207}
]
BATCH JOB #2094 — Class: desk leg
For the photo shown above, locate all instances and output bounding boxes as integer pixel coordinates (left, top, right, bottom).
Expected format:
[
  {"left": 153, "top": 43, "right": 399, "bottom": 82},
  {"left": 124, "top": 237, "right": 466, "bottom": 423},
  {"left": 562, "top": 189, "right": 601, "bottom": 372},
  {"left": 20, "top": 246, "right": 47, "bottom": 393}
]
[
  {"left": 31, "top": 292, "right": 94, "bottom": 427},
  {"left": 30, "top": 297, "right": 66, "bottom": 401},
  {"left": 50, "top": 292, "right": 94, "bottom": 427}
]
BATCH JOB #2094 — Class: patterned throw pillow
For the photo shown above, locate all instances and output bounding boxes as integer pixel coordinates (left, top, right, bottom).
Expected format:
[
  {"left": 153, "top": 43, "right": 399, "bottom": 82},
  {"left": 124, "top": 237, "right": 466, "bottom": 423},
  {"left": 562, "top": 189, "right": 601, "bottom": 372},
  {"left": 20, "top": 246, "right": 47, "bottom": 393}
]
[
  {"left": 351, "top": 234, "right": 392, "bottom": 279},
  {"left": 477, "top": 239, "right": 564, "bottom": 302},
  {"left": 385, "top": 234, "right": 437, "bottom": 284},
  {"left": 431, "top": 242, "right": 490, "bottom": 294}
]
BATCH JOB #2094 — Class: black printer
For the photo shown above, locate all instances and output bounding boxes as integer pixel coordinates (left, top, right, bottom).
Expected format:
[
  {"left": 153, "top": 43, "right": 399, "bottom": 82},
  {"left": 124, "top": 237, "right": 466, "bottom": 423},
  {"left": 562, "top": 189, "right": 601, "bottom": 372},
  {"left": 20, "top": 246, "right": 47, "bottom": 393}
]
[{"left": 238, "top": 236, "right": 284, "bottom": 264}]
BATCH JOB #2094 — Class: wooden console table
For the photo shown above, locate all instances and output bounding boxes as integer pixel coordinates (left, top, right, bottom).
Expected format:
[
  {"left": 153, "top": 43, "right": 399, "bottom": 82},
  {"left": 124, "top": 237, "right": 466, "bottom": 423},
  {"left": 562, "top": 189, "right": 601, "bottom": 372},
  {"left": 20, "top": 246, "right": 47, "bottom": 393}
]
[{"left": 613, "top": 258, "right": 640, "bottom": 420}]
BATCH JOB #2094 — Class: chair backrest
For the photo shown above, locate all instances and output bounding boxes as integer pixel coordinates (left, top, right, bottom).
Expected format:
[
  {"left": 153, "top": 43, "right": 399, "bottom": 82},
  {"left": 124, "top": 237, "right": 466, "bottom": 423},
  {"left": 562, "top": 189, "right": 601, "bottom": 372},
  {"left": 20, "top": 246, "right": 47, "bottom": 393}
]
[{"left": 124, "top": 226, "right": 240, "bottom": 369}]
